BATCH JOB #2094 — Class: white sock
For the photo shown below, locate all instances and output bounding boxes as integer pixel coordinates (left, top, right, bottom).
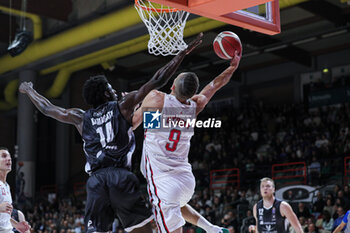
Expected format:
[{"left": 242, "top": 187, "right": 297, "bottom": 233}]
[
  {"left": 197, "top": 216, "right": 213, "bottom": 232},
  {"left": 197, "top": 216, "right": 223, "bottom": 233},
  {"left": 209, "top": 225, "right": 223, "bottom": 233}
]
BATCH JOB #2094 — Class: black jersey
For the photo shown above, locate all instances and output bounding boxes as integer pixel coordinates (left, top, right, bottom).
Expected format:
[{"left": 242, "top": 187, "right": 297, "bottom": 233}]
[
  {"left": 82, "top": 101, "right": 135, "bottom": 173},
  {"left": 256, "top": 199, "right": 287, "bottom": 233}
]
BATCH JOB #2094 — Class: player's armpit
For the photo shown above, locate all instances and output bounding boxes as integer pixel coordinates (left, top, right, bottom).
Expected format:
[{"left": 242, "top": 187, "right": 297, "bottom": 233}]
[
  {"left": 132, "top": 107, "right": 143, "bottom": 130},
  {"left": 119, "top": 86, "right": 160, "bottom": 123},
  {"left": 40, "top": 106, "right": 84, "bottom": 135},
  {"left": 191, "top": 94, "right": 208, "bottom": 115},
  {"left": 64, "top": 108, "right": 85, "bottom": 135},
  {"left": 131, "top": 90, "right": 164, "bottom": 130}
]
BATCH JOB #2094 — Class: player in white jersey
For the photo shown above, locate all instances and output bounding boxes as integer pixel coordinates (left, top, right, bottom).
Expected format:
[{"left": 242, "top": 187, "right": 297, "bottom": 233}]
[
  {"left": 132, "top": 52, "right": 241, "bottom": 233},
  {"left": 0, "top": 147, "right": 30, "bottom": 233},
  {"left": 141, "top": 93, "right": 197, "bottom": 177}
]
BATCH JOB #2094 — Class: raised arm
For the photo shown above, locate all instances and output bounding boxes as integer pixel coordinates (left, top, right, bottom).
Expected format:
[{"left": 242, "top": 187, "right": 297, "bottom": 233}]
[
  {"left": 191, "top": 52, "right": 240, "bottom": 115},
  {"left": 280, "top": 201, "right": 304, "bottom": 233},
  {"left": 119, "top": 33, "right": 203, "bottom": 123},
  {"left": 19, "top": 82, "right": 84, "bottom": 135}
]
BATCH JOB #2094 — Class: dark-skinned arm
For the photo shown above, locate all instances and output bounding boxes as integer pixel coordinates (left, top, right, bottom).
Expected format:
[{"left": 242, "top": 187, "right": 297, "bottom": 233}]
[
  {"left": 19, "top": 82, "right": 84, "bottom": 135},
  {"left": 118, "top": 32, "right": 203, "bottom": 123}
]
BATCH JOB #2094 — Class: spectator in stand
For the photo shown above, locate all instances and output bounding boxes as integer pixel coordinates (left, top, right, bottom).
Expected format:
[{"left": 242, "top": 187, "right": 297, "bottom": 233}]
[
  {"left": 307, "top": 216, "right": 316, "bottom": 228},
  {"left": 332, "top": 206, "right": 345, "bottom": 231},
  {"left": 212, "top": 195, "right": 224, "bottom": 219},
  {"left": 336, "top": 190, "right": 350, "bottom": 209},
  {"left": 240, "top": 210, "right": 255, "bottom": 233},
  {"left": 227, "top": 226, "right": 235, "bottom": 233},
  {"left": 332, "top": 209, "right": 350, "bottom": 233},
  {"left": 319, "top": 210, "right": 334, "bottom": 233},
  {"left": 313, "top": 192, "right": 326, "bottom": 216},
  {"left": 221, "top": 211, "right": 238, "bottom": 233},
  {"left": 344, "top": 138, "right": 350, "bottom": 153},
  {"left": 296, "top": 202, "right": 312, "bottom": 219},
  {"left": 344, "top": 186, "right": 350, "bottom": 201},
  {"left": 297, "top": 217, "right": 308, "bottom": 233},
  {"left": 334, "top": 198, "right": 347, "bottom": 213},
  {"left": 321, "top": 161, "right": 332, "bottom": 180},
  {"left": 203, "top": 206, "right": 216, "bottom": 224},
  {"left": 315, "top": 135, "right": 329, "bottom": 148},
  {"left": 323, "top": 199, "right": 336, "bottom": 221},
  {"left": 308, "top": 156, "right": 321, "bottom": 185},
  {"left": 334, "top": 186, "right": 341, "bottom": 197},
  {"left": 308, "top": 223, "right": 318, "bottom": 233}
]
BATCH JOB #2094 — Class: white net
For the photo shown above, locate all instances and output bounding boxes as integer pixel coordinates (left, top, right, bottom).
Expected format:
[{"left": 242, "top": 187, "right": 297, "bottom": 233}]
[{"left": 135, "top": 0, "right": 190, "bottom": 56}]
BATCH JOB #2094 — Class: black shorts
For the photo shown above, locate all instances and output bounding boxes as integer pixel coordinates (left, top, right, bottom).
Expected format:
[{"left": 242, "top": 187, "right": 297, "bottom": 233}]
[{"left": 84, "top": 167, "right": 153, "bottom": 232}]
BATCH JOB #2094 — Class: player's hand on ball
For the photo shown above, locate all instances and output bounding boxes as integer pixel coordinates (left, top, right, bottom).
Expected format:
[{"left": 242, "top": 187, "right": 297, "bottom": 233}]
[
  {"left": 19, "top": 82, "right": 33, "bottom": 93},
  {"left": 230, "top": 51, "right": 241, "bottom": 69}
]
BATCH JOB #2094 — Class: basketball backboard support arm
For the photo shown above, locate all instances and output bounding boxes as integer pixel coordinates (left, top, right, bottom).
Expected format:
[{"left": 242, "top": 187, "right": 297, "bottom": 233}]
[{"left": 147, "top": 0, "right": 281, "bottom": 35}]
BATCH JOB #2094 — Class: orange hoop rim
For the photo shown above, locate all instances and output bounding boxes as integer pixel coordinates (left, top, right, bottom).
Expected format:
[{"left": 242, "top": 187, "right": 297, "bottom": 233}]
[{"left": 135, "top": 0, "right": 179, "bottom": 13}]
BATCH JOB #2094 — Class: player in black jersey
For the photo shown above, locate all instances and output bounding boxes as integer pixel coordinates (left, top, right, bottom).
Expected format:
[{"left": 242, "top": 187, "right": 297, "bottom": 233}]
[
  {"left": 18, "top": 33, "right": 203, "bottom": 233},
  {"left": 249, "top": 178, "right": 303, "bottom": 233}
]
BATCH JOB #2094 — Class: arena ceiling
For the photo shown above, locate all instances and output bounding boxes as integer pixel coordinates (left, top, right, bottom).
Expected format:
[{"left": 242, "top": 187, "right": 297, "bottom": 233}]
[{"left": 0, "top": 0, "right": 349, "bottom": 110}]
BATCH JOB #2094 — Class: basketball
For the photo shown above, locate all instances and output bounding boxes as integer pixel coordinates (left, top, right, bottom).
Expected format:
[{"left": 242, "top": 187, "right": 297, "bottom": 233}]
[{"left": 213, "top": 31, "right": 242, "bottom": 60}]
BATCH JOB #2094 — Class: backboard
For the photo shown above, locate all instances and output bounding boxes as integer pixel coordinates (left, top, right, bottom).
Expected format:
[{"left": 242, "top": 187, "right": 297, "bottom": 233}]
[{"left": 147, "top": 0, "right": 281, "bottom": 35}]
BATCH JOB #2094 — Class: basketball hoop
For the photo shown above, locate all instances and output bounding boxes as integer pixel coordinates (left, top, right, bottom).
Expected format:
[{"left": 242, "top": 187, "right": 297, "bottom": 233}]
[{"left": 135, "top": 0, "right": 190, "bottom": 56}]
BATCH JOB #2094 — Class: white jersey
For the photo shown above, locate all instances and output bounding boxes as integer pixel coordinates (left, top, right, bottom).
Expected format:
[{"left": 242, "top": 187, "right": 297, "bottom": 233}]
[
  {"left": 0, "top": 181, "right": 12, "bottom": 232},
  {"left": 141, "top": 94, "right": 197, "bottom": 178}
]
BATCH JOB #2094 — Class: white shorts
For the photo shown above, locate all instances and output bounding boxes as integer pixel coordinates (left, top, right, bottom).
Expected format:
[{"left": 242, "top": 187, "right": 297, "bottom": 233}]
[
  {"left": 0, "top": 230, "right": 14, "bottom": 233},
  {"left": 143, "top": 154, "right": 195, "bottom": 233}
]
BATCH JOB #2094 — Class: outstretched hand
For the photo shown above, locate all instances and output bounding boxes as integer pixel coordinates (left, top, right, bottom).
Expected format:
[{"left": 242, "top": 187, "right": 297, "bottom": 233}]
[
  {"left": 183, "top": 32, "right": 203, "bottom": 55},
  {"left": 19, "top": 82, "right": 33, "bottom": 94}
]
